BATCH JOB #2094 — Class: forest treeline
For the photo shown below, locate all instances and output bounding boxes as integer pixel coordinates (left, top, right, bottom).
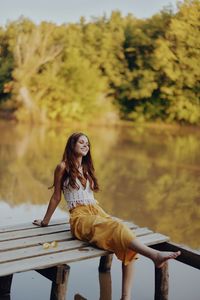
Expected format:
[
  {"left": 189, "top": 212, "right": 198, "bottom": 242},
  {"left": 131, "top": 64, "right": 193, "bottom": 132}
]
[{"left": 0, "top": 0, "right": 199, "bottom": 124}]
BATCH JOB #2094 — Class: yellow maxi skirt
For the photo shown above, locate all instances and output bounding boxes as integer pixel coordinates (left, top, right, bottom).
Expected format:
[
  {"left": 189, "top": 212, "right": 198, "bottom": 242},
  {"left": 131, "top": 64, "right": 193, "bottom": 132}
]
[{"left": 69, "top": 204, "right": 138, "bottom": 265}]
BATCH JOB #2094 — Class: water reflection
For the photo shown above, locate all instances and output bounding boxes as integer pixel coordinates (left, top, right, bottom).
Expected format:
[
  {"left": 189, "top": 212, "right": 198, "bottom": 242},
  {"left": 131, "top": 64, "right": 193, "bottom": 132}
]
[
  {"left": 72, "top": 272, "right": 112, "bottom": 300},
  {"left": 74, "top": 293, "right": 87, "bottom": 300},
  {"left": 0, "top": 121, "right": 199, "bottom": 252},
  {"left": 59, "top": 270, "right": 112, "bottom": 300},
  {"left": 99, "top": 272, "right": 112, "bottom": 300},
  {"left": 98, "top": 126, "right": 200, "bottom": 250}
]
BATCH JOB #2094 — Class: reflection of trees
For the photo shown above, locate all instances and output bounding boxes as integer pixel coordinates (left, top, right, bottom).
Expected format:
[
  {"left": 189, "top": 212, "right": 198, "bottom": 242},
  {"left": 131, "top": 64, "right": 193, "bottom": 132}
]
[
  {"left": 0, "top": 122, "right": 199, "bottom": 249},
  {"left": 0, "top": 122, "right": 119, "bottom": 206},
  {"left": 144, "top": 171, "right": 200, "bottom": 249},
  {"left": 97, "top": 127, "right": 200, "bottom": 250},
  {"left": 0, "top": 123, "right": 53, "bottom": 204}
]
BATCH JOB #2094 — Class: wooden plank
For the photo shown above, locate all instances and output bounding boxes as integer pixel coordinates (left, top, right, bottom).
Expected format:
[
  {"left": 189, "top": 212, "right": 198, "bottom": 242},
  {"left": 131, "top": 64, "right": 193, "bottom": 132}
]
[
  {"left": 0, "top": 227, "right": 152, "bottom": 254},
  {"left": 0, "top": 240, "right": 88, "bottom": 263},
  {"left": 0, "top": 228, "right": 152, "bottom": 263},
  {"left": 138, "top": 233, "right": 170, "bottom": 246},
  {"left": 0, "top": 218, "right": 137, "bottom": 233},
  {"left": 0, "top": 219, "right": 137, "bottom": 240},
  {"left": 0, "top": 233, "right": 169, "bottom": 277},
  {"left": 0, "top": 224, "right": 70, "bottom": 242},
  {"left": 0, "top": 231, "right": 73, "bottom": 251},
  {"left": 0, "top": 218, "right": 68, "bottom": 233},
  {"left": 0, "top": 246, "right": 109, "bottom": 276},
  {"left": 133, "top": 227, "right": 152, "bottom": 236},
  {"left": 0, "top": 222, "right": 141, "bottom": 251}
]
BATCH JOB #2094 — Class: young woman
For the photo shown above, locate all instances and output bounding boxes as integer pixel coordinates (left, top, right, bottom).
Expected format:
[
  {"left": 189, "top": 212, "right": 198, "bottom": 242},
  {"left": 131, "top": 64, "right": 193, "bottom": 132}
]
[{"left": 33, "top": 132, "right": 181, "bottom": 300}]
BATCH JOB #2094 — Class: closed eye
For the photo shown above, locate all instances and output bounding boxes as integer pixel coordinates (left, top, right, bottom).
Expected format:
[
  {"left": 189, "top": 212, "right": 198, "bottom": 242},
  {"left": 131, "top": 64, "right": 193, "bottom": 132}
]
[{"left": 79, "top": 141, "right": 89, "bottom": 146}]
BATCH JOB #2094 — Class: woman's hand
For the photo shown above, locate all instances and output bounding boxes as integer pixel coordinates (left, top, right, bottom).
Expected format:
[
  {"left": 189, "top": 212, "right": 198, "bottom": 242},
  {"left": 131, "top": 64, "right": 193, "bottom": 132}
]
[{"left": 32, "top": 219, "right": 48, "bottom": 227}]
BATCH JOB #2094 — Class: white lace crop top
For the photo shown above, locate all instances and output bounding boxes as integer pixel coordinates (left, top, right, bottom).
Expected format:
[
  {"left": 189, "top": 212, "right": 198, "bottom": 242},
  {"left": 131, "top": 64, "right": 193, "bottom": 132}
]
[{"left": 63, "top": 177, "right": 97, "bottom": 210}]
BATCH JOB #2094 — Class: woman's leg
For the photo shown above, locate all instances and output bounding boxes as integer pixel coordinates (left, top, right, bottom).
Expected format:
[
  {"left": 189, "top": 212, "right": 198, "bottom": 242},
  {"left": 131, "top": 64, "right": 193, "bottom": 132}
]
[
  {"left": 129, "top": 238, "right": 181, "bottom": 268},
  {"left": 121, "top": 261, "right": 135, "bottom": 300}
]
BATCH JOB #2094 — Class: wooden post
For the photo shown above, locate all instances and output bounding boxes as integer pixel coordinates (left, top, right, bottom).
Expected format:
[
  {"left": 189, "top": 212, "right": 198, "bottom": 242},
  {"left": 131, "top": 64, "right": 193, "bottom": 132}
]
[
  {"left": 0, "top": 275, "right": 13, "bottom": 299},
  {"left": 0, "top": 294, "right": 11, "bottom": 300},
  {"left": 36, "top": 265, "right": 70, "bottom": 300},
  {"left": 99, "top": 272, "right": 112, "bottom": 300},
  {"left": 154, "top": 263, "right": 169, "bottom": 300},
  {"left": 49, "top": 265, "right": 70, "bottom": 300},
  {"left": 98, "top": 254, "right": 113, "bottom": 273}
]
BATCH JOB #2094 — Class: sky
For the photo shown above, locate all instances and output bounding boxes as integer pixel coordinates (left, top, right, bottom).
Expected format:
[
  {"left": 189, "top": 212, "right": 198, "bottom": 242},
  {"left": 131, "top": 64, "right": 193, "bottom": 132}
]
[{"left": 0, "top": 0, "right": 183, "bottom": 26}]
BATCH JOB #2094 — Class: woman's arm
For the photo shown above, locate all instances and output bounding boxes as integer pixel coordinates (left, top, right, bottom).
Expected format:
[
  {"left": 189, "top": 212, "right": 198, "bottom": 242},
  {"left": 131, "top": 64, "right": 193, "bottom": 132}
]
[{"left": 33, "top": 162, "right": 66, "bottom": 227}]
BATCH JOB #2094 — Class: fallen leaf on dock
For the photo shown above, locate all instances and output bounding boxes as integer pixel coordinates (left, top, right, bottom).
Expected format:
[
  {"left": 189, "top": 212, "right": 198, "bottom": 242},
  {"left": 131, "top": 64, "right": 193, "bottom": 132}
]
[
  {"left": 51, "top": 241, "right": 58, "bottom": 248},
  {"left": 43, "top": 243, "right": 50, "bottom": 249}
]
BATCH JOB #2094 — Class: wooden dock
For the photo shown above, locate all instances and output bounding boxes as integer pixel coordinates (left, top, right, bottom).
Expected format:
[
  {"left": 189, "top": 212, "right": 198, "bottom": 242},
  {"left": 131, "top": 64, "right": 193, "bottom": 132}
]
[{"left": 0, "top": 218, "right": 199, "bottom": 300}]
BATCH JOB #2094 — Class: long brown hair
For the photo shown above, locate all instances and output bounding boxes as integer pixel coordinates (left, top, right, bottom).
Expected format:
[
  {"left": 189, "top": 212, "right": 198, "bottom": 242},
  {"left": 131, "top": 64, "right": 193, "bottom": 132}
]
[{"left": 61, "top": 132, "right": 99, "bottom": 191}]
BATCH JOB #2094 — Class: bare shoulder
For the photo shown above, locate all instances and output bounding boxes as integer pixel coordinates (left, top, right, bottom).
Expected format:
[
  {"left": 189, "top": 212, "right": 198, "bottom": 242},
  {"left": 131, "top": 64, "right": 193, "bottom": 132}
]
[{"left": 55, "top": 161, "right": 67, "bottom": 176}]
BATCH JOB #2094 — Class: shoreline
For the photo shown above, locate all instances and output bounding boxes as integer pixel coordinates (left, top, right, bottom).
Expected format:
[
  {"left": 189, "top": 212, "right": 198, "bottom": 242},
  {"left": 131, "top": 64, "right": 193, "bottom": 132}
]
[{"left": 0, "top": 116, "right": 199, "bottom": 133}]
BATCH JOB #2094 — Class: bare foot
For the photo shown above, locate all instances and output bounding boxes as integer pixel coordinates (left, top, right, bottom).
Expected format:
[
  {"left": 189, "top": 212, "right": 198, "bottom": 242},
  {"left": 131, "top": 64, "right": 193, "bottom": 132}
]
[{"left": 154, "top": 251, "right": 181, "bottom": 268}]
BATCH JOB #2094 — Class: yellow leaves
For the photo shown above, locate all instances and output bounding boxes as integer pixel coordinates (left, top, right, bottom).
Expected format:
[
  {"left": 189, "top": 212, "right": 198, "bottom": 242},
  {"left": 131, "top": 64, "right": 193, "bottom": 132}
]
[
  {"left": 42, "top": 241, "right": 58, "bottom": 250},
  {"left": 160, "top": 86, "right": 174, "bottom": 96},
  {"left": 42, "top": 243, "right": 50, "bottom": 249},
  {"left": 167, "top": 95, "right": 200, "bottom": 124},
  {"left": 0, "top": 2, "right": 199, "bottom": 125},
  {"left": 3, "top": 81, "right": 14, "bottom": 93},
  {"left": 51, "top": 241, "right": 58, "bottom": 248}
]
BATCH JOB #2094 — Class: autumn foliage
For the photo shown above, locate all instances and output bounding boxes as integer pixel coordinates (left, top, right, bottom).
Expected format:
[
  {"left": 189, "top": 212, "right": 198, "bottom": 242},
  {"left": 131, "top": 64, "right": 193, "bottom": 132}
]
[{"left": 0, "top": 0, "right": 199, "bottom": 124}]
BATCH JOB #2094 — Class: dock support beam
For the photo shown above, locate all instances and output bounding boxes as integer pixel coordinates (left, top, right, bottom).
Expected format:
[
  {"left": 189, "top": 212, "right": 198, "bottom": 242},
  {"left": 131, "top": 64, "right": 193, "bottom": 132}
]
[
  {"left": 98, "top": 254, "right": 113, "bottom": 300},
  {"left": 36, "top": 264, "right": 70, "bottom": 300},
  {"left": 99, "top": 271, "right": 112, "bottom": 300},
  {"left": 0, "top": 274, "right": 13, "bottom": 300},
  {"left": 98, "top": 254, "right": 113, "bottom": 273},
  {"left": 50, "top": 265, "right": 70, "bottom": 300},
  {"left": 154, "top": 263, "right": 169, "bottom": 300}
]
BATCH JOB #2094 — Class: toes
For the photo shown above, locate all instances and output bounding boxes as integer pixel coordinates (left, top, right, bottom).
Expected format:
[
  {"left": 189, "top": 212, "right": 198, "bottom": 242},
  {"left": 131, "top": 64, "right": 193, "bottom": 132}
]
[
  {"left": 168, "top": 253, "right": 175, "bottom": 259},
  {"left": 172, "top": 251, "right": 181, "bottom": 258},
  {"left": 172, "top": 253, "right": 178, "bottom": 258}
]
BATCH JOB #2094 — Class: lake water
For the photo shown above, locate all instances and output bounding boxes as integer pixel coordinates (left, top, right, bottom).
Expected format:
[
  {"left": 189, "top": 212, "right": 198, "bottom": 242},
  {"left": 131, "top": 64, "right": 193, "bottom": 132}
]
[{"left": 0, "top": 121, "right": 199, "bottom": 300}]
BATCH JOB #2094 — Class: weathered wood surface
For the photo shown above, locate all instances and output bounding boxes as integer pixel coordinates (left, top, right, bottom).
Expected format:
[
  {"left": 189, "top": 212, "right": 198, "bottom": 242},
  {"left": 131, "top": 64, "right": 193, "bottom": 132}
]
[
  {"left": 98, "top": 254, "right": 113, "bottom": 272},
  {"left": 0, "top": 218, "right": 68, "bottom": 233},
  {"left": 49, "top": 265, "right": 70, "bottom": 300},
  {"left": 154, "top": 263, "right": 169, "bottom": 300},
  {"left": 0, "top": 218, "right": 170, "bottom": 277}
]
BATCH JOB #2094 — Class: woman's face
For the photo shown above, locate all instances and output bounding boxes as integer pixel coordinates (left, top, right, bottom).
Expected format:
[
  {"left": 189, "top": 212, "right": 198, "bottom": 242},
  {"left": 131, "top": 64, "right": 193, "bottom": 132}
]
[{"left": 74, "top": 135, "right": 89, "bottom": 157}]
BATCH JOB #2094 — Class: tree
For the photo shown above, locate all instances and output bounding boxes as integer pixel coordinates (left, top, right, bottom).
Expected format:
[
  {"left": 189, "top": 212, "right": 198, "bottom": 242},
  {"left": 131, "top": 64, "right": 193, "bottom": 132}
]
[
  {"left": 114, "top": 10, "right": 173, "bottom": 122},
  {"left": 154, "top": 0, "right": 200, "bottom": 124},
  {"left": 8, "top": 19, "right": 63, "bottom": 122},
  {"left": 0, "top": 27, "right": 14, "bottom": 103},
  {"left": 0, "top": 2, "right": 199, "bottom": 125}
]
